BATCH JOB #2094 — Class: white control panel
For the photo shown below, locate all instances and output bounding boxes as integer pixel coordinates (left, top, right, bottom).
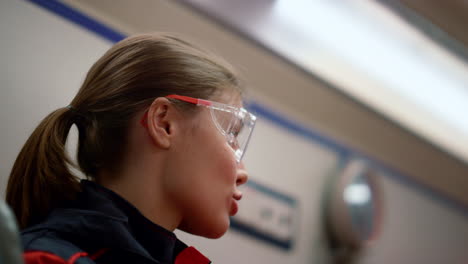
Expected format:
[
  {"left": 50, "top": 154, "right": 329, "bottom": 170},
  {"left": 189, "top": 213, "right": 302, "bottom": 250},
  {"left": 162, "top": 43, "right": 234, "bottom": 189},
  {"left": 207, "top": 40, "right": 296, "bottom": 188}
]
[{"left": 231, "top": 180, "right": 298, "bottom": 250}]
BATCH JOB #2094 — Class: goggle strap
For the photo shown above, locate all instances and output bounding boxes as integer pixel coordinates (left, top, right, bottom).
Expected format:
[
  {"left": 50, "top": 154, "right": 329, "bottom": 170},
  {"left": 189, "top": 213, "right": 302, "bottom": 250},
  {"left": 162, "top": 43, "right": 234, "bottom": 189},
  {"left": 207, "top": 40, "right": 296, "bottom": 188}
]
[
  {"left": 166, "top": 94, "right": 212, "bottom": 107},
  {"left": 141, "top": 95, "right": 214, "bottom": 128}
]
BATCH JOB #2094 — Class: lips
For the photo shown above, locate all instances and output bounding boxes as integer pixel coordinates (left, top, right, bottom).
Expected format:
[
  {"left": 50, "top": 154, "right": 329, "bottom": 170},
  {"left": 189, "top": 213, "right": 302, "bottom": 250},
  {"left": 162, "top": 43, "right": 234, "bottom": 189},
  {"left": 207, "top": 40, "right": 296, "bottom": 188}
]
[
  {"left": 230, "top": 199, "right": 239, "bottom": 216},
  {"left": 229, "top": 190, "right": 242, "bottom": 216}
]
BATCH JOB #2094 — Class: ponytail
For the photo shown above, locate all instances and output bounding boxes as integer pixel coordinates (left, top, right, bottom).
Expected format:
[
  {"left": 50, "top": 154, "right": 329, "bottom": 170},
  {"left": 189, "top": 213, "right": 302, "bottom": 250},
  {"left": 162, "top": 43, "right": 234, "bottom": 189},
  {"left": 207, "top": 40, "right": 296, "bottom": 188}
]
[{"left": 6, "top": 107, "right": 80, "bottom": 229}]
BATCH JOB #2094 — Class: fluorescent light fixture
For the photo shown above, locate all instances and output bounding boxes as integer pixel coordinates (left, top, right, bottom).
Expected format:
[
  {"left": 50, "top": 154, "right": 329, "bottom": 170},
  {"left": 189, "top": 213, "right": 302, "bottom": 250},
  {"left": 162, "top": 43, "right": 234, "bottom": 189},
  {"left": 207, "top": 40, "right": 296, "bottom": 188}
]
[
  {"left": 270, "top": 1, "right": 468, "bottom": 163},
  {"left": 183, "top": 0, "right": 468, "bottom": 163}
]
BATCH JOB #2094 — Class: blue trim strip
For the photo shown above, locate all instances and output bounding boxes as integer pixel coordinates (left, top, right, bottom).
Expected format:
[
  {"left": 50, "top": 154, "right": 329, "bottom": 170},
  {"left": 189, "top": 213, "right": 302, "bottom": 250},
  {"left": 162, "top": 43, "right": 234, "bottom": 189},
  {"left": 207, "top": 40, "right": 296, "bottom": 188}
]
[
  {"left": 253, "top": 104, "right": 468, "bottom": 218},
  {"left": 230, "top": 219, "right": 293, "bottom": 250},
  {"left": 27, "top": 0, "right": 468, "bottom": 219},
  {"left": 246, "top": 179, "right": 297, "bottom": 206},
  {"left": 247, "top": 102, "right": 351, "bottom": 160},
  {"left": 376, "top": 161, "right": 468, "bottom": 218},
  {"left": 27, "top": 0, "right": 126, "bottom": 43}
]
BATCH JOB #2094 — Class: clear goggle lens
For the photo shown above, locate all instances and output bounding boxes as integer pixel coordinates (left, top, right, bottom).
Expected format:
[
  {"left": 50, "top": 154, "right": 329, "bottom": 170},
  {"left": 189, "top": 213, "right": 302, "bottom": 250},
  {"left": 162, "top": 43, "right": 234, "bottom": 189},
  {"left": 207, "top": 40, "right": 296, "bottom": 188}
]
[{"left": 209, "top": 104, "right": 256, "bottom": 163}]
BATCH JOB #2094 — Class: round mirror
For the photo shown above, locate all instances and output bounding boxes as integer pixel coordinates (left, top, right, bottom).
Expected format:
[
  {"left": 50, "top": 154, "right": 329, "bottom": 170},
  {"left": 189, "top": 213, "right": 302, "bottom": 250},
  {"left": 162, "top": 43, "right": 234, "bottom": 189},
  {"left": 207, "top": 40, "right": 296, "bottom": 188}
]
[{"left": 326, "top": 159, "right": 383, "bottom": 250}]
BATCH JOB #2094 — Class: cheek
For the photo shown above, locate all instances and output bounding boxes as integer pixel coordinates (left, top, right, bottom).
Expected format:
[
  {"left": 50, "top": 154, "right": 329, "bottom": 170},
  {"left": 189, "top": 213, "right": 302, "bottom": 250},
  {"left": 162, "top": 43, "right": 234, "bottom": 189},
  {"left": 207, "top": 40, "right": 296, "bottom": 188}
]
[
  {"left": 190, "top": 116, "right": 237, "bottom": 178},
  {"left": 205, "top": 132, "right": 237, "bottom": 182},
  {"left": 170, "top": 126, "right": 237, "bottom": 198},
  {"left": 170, "top": 125, "right": 238, "bottom": 237}
]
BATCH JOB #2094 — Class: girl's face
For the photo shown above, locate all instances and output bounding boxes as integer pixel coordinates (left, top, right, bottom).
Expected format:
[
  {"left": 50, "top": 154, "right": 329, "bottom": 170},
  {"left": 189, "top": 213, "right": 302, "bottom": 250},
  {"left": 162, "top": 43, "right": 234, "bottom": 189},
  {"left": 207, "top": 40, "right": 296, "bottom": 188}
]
[{"left": 164, "top": 91, "right": 249, "bottom": 238}]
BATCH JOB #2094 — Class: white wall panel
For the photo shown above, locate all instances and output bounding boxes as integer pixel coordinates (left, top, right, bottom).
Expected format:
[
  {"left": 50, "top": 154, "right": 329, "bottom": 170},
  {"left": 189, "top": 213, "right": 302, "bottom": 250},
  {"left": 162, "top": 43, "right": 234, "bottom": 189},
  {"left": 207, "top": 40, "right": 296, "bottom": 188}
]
[
  {"left": 1, "top": 1, "right": 467, "bottom": 264},
  {"left": 0, "top": 0, "right": 111, "bottom": 196}
]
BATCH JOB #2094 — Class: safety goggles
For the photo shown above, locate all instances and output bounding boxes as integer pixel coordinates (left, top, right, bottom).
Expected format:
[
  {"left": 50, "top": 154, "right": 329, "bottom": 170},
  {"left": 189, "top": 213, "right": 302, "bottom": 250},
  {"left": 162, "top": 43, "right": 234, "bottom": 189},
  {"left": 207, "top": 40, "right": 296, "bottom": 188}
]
[{"left": 142, "top": 94, "right": 257, "bottom": 163}]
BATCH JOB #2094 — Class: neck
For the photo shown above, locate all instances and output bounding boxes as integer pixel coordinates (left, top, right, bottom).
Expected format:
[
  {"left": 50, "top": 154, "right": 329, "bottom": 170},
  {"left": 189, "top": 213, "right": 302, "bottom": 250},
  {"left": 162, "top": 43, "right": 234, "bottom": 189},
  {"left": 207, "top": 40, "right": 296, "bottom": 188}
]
[{"left": 96, "top": 160, "right": 181, "bottom": 232}]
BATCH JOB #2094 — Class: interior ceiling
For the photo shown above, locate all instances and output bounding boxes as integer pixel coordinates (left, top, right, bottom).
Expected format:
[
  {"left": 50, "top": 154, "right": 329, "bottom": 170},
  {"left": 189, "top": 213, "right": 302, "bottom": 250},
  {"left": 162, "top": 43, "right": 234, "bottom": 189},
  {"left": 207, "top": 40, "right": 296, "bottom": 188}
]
[
  {"left": 400, "top": 0, "right": 468, "bottom": 50},
  {"left": 67, "top": 0, "right": 468, "bottom": 66}
]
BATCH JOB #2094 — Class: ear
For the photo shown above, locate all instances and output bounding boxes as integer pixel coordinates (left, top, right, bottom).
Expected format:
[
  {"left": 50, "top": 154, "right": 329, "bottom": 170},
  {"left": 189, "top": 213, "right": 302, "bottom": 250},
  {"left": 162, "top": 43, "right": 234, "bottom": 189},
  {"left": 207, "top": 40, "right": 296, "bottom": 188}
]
[{"left": 144, "top": 97, "right": 178, "bottom": 149}]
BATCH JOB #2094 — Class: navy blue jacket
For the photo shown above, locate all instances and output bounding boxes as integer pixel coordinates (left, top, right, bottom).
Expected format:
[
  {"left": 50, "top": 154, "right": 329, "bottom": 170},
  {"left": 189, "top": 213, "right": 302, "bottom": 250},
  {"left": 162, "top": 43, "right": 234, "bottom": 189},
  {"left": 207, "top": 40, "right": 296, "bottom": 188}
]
[{"left": 21, "top": 180, "right": 211, "bottom": 264}]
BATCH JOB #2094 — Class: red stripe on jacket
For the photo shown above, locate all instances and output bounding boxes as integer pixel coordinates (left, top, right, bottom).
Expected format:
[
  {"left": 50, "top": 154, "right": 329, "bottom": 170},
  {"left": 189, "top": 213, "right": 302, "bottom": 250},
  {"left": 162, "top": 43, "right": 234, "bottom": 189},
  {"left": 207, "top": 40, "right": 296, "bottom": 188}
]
[
  {"left": 175, "top": 246, "right": 211, "bottom": 264},
  {"left": 24, "top": 248, "right": 109, "bottom": 264}
]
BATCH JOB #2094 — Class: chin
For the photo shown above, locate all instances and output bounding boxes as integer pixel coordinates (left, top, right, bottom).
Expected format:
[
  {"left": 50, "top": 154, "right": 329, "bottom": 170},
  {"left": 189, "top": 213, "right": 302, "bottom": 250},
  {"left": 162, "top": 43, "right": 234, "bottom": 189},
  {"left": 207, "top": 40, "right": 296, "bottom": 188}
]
[
  {"left": 204, "top": 225, "right": 228, "bottom": 239},
  {"left": 179, "top": 217, "right": 230, "bottom": 239}
]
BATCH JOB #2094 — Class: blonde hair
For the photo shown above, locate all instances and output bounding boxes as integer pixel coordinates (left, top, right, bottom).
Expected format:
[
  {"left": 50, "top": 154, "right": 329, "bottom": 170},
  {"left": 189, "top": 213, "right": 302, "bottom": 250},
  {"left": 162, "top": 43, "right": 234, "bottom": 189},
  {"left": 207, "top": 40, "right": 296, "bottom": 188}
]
[{"left": 7, "top": 33, "right": 243, "bottom": 229}]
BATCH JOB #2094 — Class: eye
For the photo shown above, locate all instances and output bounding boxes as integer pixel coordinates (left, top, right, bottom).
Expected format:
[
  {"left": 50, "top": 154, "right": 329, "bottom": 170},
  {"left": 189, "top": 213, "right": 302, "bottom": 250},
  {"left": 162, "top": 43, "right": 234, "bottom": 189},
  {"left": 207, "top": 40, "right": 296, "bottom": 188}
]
[
  {"left": 230, "top": 118, "right": 243, "bottom": 137},
  {"left": 231, "top": 128, "right": 240, "bottom": 137}
]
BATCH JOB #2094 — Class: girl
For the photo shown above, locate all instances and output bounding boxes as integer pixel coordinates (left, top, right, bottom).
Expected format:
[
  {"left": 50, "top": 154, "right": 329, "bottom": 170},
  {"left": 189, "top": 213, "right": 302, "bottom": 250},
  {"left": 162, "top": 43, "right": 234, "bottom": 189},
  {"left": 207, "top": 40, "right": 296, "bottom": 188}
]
[{"left": 6, "top": 33, "right": 256, "bottom": 264}]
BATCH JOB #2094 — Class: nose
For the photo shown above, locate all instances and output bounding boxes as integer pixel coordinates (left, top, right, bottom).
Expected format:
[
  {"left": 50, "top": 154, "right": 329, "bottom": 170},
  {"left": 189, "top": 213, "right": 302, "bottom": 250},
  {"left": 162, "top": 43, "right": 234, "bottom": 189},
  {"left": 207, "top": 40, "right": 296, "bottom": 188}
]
[{"left": 236, "top": 162, "right": 249, "bottom": 186}]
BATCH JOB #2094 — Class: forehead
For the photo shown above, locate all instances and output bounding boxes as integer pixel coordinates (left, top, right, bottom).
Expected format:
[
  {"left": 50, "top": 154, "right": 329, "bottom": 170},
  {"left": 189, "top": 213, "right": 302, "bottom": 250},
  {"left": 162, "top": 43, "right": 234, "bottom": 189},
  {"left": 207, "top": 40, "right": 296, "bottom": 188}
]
[{"left": 211, "top": 89, "right": 243, "bottom": 108}]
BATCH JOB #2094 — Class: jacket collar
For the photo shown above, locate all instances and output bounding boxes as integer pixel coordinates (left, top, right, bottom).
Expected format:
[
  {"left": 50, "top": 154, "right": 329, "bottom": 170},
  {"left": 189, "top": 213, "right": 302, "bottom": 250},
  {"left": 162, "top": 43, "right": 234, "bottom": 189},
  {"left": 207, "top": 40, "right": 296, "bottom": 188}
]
[{"left": 31, "top": 180, "right": 190, "bottom": 263}]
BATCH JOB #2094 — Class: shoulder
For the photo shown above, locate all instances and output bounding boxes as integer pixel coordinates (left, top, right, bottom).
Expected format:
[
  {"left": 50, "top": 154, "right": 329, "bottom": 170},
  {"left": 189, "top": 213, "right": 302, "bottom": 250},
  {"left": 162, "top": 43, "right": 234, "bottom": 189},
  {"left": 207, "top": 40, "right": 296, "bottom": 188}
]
[{"left": 21, "top": 229, "right": 96, "bottom": 264}]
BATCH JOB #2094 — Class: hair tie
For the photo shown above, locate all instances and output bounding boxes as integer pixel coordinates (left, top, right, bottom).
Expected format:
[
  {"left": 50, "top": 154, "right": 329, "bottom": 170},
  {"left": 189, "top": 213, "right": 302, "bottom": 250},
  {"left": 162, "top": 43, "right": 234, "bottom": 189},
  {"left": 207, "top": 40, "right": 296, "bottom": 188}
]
[
  {"left": 66, "top": 105, "right": 80, "bottom": 117},
  {"left": 65, "top": 104, "right": 89, "bottom": 124}
]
